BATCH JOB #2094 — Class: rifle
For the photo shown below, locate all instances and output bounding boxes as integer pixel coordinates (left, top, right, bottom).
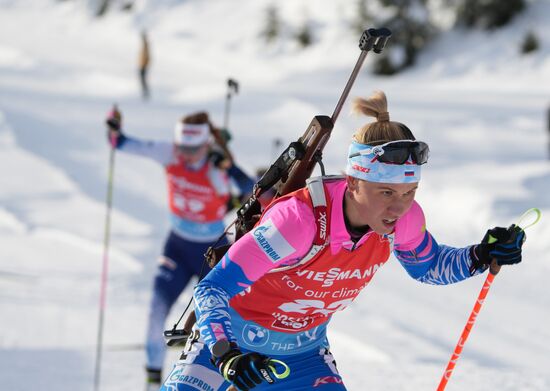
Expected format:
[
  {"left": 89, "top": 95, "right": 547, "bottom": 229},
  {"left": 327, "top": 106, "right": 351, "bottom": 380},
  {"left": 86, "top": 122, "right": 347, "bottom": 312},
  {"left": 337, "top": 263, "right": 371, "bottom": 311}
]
[{"left": 164, "top": 27, "right": 392, "bottom": 348}]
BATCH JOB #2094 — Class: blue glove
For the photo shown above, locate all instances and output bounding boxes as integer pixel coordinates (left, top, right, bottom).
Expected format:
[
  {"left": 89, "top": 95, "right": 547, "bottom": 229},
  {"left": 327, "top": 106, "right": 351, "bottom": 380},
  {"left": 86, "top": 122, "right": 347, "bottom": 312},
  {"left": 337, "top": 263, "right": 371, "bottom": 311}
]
[
  {"left": 471, "top": 224, "right": 526, "bottom": 269},
  {"left": 216, "top": 349, "right": 284, "bottom": 391}
]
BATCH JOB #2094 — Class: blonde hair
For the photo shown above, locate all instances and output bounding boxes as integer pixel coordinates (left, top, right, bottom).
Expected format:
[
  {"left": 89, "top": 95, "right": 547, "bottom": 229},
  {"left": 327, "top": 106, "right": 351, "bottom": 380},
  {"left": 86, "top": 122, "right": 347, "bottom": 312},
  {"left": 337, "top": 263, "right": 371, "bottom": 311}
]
[{"left": 351, "top": 90, "right": 415, "bottom": 145}]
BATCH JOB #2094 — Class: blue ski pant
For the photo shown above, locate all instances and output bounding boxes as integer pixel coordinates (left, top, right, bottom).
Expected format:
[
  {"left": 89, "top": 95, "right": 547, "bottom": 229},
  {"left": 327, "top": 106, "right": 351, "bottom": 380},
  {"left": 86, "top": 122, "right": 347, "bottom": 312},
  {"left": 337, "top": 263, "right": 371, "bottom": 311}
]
[
  {"left": 146, "top": 231, "right": 227, "bottom": 371},
  {"left": 160, "top": 335, "right": 346, "bottom": 390}
]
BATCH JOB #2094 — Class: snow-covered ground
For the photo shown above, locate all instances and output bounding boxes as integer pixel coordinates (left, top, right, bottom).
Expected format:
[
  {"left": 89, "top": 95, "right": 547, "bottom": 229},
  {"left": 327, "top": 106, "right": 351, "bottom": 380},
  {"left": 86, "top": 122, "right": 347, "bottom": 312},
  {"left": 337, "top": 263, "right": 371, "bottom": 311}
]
[{"left": 1, "top": 1, "right": 549, "bottom": 390}]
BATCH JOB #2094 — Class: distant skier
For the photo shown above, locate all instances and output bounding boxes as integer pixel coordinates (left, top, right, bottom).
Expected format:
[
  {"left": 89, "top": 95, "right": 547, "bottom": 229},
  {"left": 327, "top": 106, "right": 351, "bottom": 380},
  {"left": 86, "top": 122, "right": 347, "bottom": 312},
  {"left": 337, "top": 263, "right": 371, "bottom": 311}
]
[
  {"left": 139, "top": 30, "right": 151, "bottom": 100},
  {"left": 105, "top": 109, "right": 254, "bottom": 389},
  {"left": 159, "top": 90, "right": 526, "bottom": 390}
]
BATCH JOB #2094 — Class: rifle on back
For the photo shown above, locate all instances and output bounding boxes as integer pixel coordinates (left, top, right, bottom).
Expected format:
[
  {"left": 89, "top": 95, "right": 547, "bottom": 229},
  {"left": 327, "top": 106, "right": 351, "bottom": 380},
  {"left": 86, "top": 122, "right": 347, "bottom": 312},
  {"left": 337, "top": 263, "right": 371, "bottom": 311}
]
[{"left": 164, "top": 28, "right": 392, "bottom": 347}]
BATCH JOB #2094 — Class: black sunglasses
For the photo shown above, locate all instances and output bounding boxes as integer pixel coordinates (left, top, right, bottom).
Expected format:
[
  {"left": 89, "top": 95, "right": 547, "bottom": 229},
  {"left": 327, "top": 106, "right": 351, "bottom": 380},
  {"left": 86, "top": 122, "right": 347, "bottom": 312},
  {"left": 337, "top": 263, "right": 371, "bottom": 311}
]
[
  {"left": 349, "top": 140, "right": 430, "bottom": 165},
  {"left": 177, "top": 144, "right": 205, "bottom": 155}
]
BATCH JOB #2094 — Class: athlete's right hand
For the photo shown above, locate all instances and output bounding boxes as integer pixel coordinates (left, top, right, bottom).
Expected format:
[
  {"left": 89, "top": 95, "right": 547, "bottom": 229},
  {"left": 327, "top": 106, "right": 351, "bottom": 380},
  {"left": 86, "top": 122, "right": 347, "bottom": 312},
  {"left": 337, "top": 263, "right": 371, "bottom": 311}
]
[
  {"left": 106, "top": 106, "right": 121, "bottom": 131},
  {"left": 217, "top": 350, "right": 279, "bottom": 391},
  {"left": 105, "top": 106, "right": 122, "bottom": 148}
]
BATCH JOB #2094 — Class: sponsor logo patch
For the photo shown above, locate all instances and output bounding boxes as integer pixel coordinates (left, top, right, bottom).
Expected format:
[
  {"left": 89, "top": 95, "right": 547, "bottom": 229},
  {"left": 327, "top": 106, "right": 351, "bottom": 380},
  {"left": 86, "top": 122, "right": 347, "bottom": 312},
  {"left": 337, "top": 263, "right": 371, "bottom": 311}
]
[
  {"left": 313, "top": 376, "right": 343, "bottom": 387},
  {"left": 295, "top": 264, "right": 385, "bottom": 287},
  {"left": 352, "top": 164, "right": 370, "bottom": 173},
  {"left": 317, "top": 210, "right": 327, "bottom": 240},
  {"left": 242, "top": 324, "right": 270, "bottom": 347},
  {"left": 252, "top": 219, "right": 295, "bottom": 263},
  {"left": 167, "top": 369, "right": 216, "bottom": 391},
  {"left": 271, "top": 311, "right": 314, "bottom": 331}
]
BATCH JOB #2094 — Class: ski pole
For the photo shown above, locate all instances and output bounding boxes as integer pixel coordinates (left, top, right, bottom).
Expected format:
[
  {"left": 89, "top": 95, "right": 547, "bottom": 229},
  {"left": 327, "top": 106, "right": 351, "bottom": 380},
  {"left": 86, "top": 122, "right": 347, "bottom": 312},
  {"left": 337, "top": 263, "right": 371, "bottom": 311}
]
[
  {"left": 93, "top": 108, "right": 120, "bottom": 391},
  {"left": 223, "top": 78, "right": 239, "bottom": 131},
  {"left": 437, "top": 208, "right": 541, "bottom": 391},
  {"left": 210, "top": 78, "right": 239, "bottom": 164}
]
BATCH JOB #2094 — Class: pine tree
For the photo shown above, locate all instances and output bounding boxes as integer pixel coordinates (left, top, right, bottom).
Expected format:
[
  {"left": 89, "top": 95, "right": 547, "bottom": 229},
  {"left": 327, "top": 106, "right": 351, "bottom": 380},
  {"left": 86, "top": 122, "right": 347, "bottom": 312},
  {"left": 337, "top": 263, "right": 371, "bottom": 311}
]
[
  {"left": 295, "top": 21, "right": 313, "bottom": 48},
  {"left": 350, "top": 0, "right": 372, "bottom": 35},
  {"left": 520, "top": 31, "right": 539, "bottom": 54},
  {"left": 455, "top": 0, "right": 525, "bottom": 30},
  {"left": 95, "top": 0, "right": 110, "bottom": 17},
  {"left": 373, "top": 0, "right": 435, "bottom": 75},
  {"left": 261, "top": 6, "right": 281, "bottom": 44}
]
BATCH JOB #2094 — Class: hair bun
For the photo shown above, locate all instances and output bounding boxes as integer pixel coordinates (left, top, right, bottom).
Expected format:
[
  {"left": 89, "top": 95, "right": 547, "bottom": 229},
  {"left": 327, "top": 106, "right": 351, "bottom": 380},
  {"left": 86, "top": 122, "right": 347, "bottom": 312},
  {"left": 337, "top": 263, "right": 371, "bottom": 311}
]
[{"left": 377, "top": 111, "right": 390, "bottom": 122}]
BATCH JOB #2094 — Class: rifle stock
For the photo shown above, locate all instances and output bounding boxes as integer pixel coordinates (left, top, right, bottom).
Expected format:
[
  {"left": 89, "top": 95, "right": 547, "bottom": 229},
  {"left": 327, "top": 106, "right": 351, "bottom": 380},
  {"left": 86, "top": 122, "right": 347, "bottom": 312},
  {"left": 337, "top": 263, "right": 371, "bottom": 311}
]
[{"left": 275, "top": 116, "right": 333, "bottom": 196}]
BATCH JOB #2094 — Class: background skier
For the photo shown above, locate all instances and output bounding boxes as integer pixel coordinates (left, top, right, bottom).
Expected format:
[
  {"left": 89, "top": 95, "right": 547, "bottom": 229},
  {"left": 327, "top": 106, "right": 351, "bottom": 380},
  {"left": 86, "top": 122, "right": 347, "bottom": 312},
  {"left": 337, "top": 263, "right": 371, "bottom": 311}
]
[
  {"left": 105, "top": 108, "right": 255, "bottom": 388},
  {"left": 138, "top": 30, "right": 151, "bottom": 100}
]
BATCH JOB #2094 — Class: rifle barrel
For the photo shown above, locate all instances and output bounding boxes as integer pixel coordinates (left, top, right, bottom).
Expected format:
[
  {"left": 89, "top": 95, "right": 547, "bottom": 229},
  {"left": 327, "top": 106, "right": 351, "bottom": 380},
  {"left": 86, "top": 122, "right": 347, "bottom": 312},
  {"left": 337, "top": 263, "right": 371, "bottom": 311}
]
[{"left": 331, "top": 50, "right": 368, "bottom": 124}]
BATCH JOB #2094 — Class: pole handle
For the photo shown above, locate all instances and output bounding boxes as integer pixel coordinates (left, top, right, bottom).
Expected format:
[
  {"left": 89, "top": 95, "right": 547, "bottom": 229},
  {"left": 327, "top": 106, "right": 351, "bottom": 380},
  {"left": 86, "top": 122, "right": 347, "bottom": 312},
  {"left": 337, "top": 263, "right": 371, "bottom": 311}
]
[
  {"left": 487, "top": 207, "right": 541, "bottom": 276},
  {"left": 268, "top": 359, "right": 290, "bottom": 379},
  {"left": 516, "top": 207, "right": 541, "bottom": 231},
  {"left": 489, "top": 259, "right": 501, "bottom": 275}
]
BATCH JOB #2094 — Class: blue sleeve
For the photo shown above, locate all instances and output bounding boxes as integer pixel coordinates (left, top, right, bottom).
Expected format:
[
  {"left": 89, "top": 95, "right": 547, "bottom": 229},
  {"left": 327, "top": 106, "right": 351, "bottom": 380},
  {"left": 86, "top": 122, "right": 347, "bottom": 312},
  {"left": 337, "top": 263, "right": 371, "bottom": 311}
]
[
  {"left": 116, "top": 134, "right": 175, "bottom": 166},
  {"left": 227, "top": 163, "right": 254, "bottom": 195},
  {"left": 194, "top": 255, "right": 252, "bottom": 349},
  {"left": 394, "top": 230, "right": 487, "bottom": 285}
]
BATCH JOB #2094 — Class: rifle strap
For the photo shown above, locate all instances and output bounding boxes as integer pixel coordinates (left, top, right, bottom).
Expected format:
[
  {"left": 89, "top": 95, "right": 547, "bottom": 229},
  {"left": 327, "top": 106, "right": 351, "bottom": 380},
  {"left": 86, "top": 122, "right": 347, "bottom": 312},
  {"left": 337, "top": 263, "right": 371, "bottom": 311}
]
[
  {"left": 306, "top": 176, "right": 329, "bottom": 246},
  {"left": 268, "top": 175, "right": 343, "bottom": 273}
]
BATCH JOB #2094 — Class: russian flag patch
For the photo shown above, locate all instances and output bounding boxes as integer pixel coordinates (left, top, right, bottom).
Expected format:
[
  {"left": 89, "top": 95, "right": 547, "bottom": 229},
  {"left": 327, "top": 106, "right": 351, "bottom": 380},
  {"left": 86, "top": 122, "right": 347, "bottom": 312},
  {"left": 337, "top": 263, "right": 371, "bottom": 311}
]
[{"left": 404, "top": 171, "right": 415, "bottom": 177}]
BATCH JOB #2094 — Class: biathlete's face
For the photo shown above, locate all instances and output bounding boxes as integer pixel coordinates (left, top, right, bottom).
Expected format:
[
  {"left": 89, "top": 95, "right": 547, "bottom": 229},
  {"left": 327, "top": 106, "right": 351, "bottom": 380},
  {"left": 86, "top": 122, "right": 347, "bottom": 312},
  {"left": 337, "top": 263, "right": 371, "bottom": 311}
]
[
  {"left": 346, "top": 177, "right": 418, "bottom": 235},
  {"left": 176, "top": 143, "right": 209, "bottom": 164}
]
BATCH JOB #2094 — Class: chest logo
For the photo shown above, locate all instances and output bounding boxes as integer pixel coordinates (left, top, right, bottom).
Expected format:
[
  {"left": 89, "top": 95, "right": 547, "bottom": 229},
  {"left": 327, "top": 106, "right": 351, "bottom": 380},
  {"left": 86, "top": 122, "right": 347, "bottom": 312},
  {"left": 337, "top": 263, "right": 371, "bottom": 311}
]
[{"left": 252, "top": 219, "right": 295, "bottom": 263}]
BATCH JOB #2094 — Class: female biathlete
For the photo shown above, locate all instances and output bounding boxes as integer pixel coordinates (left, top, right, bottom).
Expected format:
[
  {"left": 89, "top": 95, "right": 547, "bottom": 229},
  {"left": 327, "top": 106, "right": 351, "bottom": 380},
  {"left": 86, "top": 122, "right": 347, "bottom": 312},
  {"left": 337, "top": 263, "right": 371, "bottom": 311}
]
[
  {"left": 159, "top": 91, "right": 526, "bottom": 390},
  {"left": 106, "top": 110, "right": 254, "bottom": 387}
]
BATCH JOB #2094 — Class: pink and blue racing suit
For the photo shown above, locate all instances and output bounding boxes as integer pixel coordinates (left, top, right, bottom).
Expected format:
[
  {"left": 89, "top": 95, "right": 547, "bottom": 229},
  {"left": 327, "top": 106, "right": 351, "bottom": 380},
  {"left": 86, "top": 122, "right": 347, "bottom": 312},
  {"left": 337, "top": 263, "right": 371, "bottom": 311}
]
[{"left": 161, "top": 177, "right": 485, "bottom": 390}]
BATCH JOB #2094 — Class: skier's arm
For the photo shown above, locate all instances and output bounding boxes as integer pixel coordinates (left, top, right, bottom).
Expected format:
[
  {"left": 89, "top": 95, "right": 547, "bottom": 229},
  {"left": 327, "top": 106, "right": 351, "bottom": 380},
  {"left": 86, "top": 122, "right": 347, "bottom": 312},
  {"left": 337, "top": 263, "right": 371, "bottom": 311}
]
[
  {"left": 208, "top": 150, "right": 254, "bottom": 198},
  {"left": 227, "top": 163, "right": 255, "bottom": 196},
  {"left": 105, "top": 108, "right": 175, "bottom": 166},
  {"left": 393, "top": 202, "right": 485, "bottom": 285},
  {"left": 194, "top": 198, "right": 315, "bottom": 349},
  {"left": 113, "top": 135, "right": 175, "bottom": 166}
]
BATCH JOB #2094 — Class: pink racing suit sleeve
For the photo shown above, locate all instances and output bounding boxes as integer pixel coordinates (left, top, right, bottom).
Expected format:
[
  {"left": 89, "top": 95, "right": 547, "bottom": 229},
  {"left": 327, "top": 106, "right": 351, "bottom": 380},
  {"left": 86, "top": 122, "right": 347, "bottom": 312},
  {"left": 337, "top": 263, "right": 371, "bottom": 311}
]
[
  {"left": 393, "top": 200, "right": 426, "bottom": 251},
  {"left": 227, "top": 196, "right": 316, "bottom": 280},
  {"left": 393, "top": 200, "right": 483, "bottom": 284}
]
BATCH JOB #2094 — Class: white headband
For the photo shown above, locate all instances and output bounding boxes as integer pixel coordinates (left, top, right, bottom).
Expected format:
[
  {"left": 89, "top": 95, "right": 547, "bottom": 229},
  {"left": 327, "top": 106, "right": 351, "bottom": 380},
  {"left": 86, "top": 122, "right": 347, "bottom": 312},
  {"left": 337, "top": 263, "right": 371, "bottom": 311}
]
[
  {"left": 346, "top": 141, "right": 422, "bottom": 183},
  {"left": 174, "top": 122, "right": 210, "bottom": 147}
]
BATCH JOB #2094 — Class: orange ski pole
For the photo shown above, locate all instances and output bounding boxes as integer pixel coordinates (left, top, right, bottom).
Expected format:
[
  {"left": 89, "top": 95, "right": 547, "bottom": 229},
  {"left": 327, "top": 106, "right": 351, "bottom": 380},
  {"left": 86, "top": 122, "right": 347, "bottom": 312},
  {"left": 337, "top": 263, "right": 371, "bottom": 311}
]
[
  {"left": 436, "top": 265, "right": 498, "bottom": 391},
  {"left": 437, "top": 208, "right": 541, "bottom": 391}
]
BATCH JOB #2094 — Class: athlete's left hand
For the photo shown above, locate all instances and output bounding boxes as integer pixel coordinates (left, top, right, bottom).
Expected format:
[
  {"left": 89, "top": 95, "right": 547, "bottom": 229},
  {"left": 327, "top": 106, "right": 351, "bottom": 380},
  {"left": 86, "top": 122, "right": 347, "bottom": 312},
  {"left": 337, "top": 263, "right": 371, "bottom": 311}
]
[{"left": 471, "top": 224, "right": 526, "bottom": 269}]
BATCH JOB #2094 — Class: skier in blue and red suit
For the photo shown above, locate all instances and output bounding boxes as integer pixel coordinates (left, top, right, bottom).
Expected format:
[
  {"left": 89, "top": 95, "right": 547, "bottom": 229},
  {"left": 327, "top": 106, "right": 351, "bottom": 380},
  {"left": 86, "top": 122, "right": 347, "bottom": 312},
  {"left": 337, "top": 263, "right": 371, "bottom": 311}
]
[
  {"left": 106, "top": 110, "right": 254, "bottom": 388},
  {"left": 159, "top": 91, "right": 526, "bottom": 390}
]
